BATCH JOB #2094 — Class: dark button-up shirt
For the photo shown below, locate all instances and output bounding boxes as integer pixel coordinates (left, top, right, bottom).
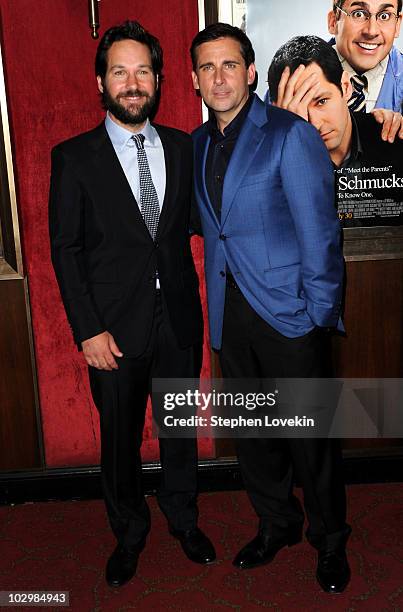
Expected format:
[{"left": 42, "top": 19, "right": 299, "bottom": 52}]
[{"left": 205, "top": 95, "right": 254, "bottom": 220}]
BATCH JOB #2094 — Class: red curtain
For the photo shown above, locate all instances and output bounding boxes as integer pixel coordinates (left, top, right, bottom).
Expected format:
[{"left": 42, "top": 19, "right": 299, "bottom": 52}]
[{"left": 0, "top": 0, "right": 212, "bottom": 466}]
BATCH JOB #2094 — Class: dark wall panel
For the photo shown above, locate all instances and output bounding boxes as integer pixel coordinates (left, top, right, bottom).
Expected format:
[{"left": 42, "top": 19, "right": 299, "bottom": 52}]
[{"left": 0, "top": 279, "right": 42, "bottom": 471}]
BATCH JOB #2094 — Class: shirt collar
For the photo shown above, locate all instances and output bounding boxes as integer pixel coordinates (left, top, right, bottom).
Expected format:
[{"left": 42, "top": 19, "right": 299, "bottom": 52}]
[
  {"left": 105, "top": 113, "right": 157, "bottom": 152},
  {"left": 207, "top": 94, "right": 254, "bottom": 140}
]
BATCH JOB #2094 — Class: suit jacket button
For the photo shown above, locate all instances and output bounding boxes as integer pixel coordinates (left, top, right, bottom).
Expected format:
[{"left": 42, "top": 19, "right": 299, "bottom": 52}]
[
  {"left": 220, "top": 270, "right": 225, "bottom": 277},
  {"left": 219, "top": 233, "right": 226, "bottom": 241},
  {"left": 154, "top": 241, "right": 159, "bottom": 248}
]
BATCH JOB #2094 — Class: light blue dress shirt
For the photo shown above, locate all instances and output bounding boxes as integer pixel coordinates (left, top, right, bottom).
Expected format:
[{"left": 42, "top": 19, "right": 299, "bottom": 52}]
[
  {"left": 105, "top": 113, "right": 165, "bottom": 287},
  {"left": 105, "top": 113, "right": 166, "bottom": 212}
]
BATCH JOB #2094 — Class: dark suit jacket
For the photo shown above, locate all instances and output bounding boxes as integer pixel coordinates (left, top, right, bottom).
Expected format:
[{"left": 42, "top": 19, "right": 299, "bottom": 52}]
[
  {"left": 355, "top": 112, "right": 403, "bottom": 160},
  {"left": 49, "top": 122, "right": 203, "bottom": 357}
]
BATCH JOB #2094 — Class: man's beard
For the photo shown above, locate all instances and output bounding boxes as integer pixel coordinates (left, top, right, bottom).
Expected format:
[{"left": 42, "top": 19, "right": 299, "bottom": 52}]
[{"left": 101, "top": 85, "right": 157, "bottom": 125}]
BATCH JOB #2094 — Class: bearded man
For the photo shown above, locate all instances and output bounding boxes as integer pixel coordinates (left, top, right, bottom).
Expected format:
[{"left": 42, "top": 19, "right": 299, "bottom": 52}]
[{"left": 49, "top": 20, "right": 215, "bottom": 588}]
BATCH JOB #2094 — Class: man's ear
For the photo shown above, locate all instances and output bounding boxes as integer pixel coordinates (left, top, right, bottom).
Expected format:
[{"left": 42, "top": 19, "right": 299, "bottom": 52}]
[
  {"left": 395, "top": 14, "right": 402, "bottom": 39},
  {"left": 328, "top": 9, "right": 338, "bottom": 35},
  {"left": 247, "top": 63, "right": 256, "bottom": 86},
  {"left": 97, "top": 76, "right": 104, "bottom": 94},
  {"left": 191, "top": 70, "right": 200, "bottom": 91},
  {"left": 341, "top": 70, "right": 352, "bottom": 100}
]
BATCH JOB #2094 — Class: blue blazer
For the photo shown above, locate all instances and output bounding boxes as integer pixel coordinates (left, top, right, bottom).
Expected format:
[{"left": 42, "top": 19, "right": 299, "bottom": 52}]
[
  {"left": 376, "top": 46, "right": 403, "bottom": 112},
  {"left": 192, "top": 96, "right": 344, "bottom": 350}
]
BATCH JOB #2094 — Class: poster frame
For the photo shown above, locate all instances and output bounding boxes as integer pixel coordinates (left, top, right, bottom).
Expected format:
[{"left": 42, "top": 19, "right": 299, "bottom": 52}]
[
  {"left": 215, "top": 0, "right": 403, "bottom": 261},
  {"left": 0, "top": 39, "right": 23, "bottom": 280}
]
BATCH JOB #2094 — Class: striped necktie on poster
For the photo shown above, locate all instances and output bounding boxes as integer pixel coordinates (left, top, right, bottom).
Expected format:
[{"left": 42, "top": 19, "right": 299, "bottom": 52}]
[
  {"left": 132, "top": 133, "right": 160, "bottom": 239},
  {"left": 348, "top": 74, "right": 367, "bottom": 113}
]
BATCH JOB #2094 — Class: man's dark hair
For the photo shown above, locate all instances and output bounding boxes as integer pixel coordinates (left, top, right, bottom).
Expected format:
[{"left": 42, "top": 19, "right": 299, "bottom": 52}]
[
  {"left": 268, "top": 35, "right": 343, "bottom": 103},
  {"left": 95, "top": 20, "right": 163, "bottom": 81},
  {"left": 190, "top": 22, "right": 255, "bottom": 71},
  {"left": 333, "top": 0, "right": 402, "bottom": 16}
]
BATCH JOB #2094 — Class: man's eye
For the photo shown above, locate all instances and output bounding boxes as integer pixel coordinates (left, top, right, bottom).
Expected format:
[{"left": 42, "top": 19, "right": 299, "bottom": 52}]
[
  {"left": 114, "top": 70, "right": 125, "bottom": 76},
  {"left": 225, "top": 63, "right": 237, "bottom": 69},
  {"left": 317, "top": 98, "right": 328, "bottom": 106},
  {"left": 201, "top": 65, "right": 213, "bottom": 72},
  {"left": 378, "top": 11, "right": 392, "bottom": 21},
  {"left": 351, "top": 9, "right": 367, "bottom": 19}
]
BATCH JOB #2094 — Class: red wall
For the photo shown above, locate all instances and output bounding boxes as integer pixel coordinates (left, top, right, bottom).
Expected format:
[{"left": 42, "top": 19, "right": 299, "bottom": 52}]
[{"left": 0, "top": 0, "right": 212, "bottom": 466}]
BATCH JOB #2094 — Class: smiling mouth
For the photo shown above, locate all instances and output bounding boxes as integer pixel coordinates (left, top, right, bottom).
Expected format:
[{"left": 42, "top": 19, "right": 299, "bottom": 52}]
[
  {"left": 118, "top": 89, "right": 147, "bottom": 100},
  {"left": 356, "top": 42, "right": 380, "bottom": 51}
]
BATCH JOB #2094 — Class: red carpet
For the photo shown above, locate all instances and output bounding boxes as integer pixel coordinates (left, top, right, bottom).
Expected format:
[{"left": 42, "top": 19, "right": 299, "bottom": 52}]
[{"left": 0, "top": 483, "right": 402, "bottom": 610}]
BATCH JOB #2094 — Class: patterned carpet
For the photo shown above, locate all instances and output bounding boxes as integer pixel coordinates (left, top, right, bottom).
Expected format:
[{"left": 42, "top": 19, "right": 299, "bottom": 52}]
[{"left": 0, "top": 483, "right": 402, "bottom": 611}]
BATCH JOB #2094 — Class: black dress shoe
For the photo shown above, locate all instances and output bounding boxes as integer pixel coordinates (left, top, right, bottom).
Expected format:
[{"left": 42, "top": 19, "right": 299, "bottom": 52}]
[
  {"left": 105, "top": 543, "right": 144, "bottom": 587},
  {"left": 316, "top": 549, "right": 351, "bottom": 593},
  {"left": 169, "top": 527, "right": 216, "bottom": 564},
  {"left": 233, "top": 526, "right": 302, "bottom": 570}
]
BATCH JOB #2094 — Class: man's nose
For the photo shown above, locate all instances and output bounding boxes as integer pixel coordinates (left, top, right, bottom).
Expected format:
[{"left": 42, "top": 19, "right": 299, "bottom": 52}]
[
  {"left": 362, "top": 14, "right": 382, "bottom": 36},
  {"left": 308, "top": 111, "right": 322, "bottom": 132},
  {"left": 126, "top": 72, "right": 139, "bottom": 87},
  {"left": 214, "top": 67, "right": 224, "bottom": 84}
]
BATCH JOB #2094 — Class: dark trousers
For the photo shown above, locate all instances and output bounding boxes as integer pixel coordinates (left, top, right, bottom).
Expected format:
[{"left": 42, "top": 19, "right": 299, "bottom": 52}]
[
  {"left": 219, "top": 284, "right": 350, "bottom": 551},
  {"left": 89, "top": 292, "right": 202, "bottom": 550}
]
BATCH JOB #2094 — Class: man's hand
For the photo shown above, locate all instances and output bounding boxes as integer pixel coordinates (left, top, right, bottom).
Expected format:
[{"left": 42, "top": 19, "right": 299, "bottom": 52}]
[
  {"left": 273, "top": 65, "right": 320, "bottom": 121},
  {"left": 371, "top": 108, "right": 403, "bottom": 143},
  {"left": 82, "top": 331, "right": 123, "bottom": 370}
]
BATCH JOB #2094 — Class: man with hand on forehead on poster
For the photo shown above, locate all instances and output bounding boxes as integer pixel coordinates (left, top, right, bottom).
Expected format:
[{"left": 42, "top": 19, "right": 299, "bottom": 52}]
[
  {"left": 328, "top": 0, "right": 403, "bottom": 112},
  {"left": 267, "top": 35, "right": 403, "bottom": 227}
]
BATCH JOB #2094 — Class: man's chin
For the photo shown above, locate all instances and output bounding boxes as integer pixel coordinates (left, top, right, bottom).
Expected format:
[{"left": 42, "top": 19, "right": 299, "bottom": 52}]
[
  {"left": 350, "top": 48, "right": 386, "bottom": 72},
  {"left": 321, "top": 134, "right": 339, "bottom": 153},
  {"left": 102, "top": 89, "right": 157, "bottom": 126},
  {"left": 109, "top": 109, "right": 149, "bottom": 126},
  {"left": 123, "top": 103, "right": 146, "bottom": 118}
]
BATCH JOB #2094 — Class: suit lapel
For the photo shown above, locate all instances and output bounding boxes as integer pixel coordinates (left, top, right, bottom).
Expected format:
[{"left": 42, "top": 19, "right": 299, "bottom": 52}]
[
  {"left": 91, "top": 124, "right": 150, "bottom": 236},
  {"left": 221, "top": 97, "right": 267, "bottom": 228},
  {"left": 194, "top": 127, "right": 220, "bottom": 229},
  {"left": 153, "top": 124, "right": 179, "bottom": 239}
]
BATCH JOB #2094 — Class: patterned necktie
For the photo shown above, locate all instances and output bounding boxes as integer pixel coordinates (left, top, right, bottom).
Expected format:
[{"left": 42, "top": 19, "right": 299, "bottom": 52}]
[
  {"left": 348, "top": 74, "right": 367, "bottom": 113},
  {"left": 132, "top": 133, "right": 160, "bottom": 240}
]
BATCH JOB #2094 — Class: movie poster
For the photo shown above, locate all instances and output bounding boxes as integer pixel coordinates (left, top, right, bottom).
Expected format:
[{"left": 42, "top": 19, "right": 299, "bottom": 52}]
[
  {"left": 336, "top": 154, "right": 403, "bottom": 227},
  {"left": 229, "top": 0, "right": 403, "bottom": 230}
]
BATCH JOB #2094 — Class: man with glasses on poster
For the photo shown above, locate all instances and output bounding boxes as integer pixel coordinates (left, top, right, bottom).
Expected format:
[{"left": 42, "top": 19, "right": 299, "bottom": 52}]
[{"left": 328, "top": 0, "right": 403, "bottom": 112}]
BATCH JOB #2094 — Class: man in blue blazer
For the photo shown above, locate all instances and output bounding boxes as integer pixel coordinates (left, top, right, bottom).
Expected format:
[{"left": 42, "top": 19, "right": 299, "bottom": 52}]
[{"left": 190, "top": 23, "right": 351, "bottom": 593}]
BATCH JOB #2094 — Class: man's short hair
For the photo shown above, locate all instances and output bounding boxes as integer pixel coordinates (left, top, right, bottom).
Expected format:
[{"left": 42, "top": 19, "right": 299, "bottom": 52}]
[
  {"left": 190, "top": 22, "right": 255, "bottom": 70},
  {"left": 333, "top": 0, "right": 402, "bottom": 16},
  {"left": 268, "top": 35, "right": 343, "bottom": 102},
  {"left": 95, "top": 20, "right": 163, "bottom": 81}
]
